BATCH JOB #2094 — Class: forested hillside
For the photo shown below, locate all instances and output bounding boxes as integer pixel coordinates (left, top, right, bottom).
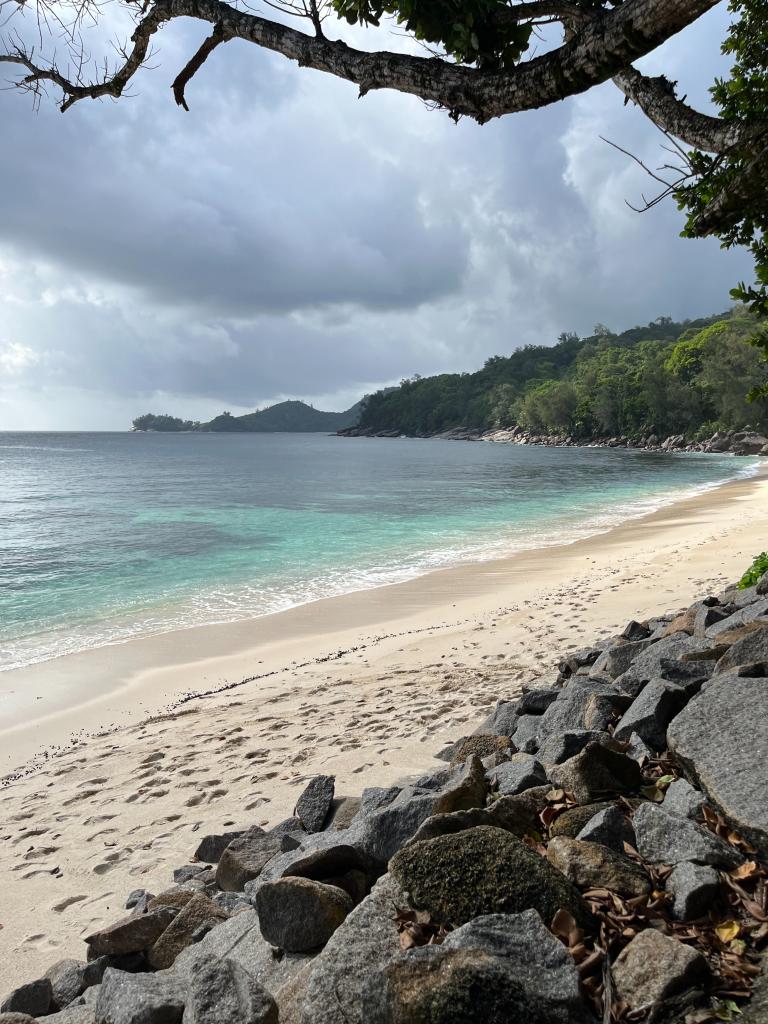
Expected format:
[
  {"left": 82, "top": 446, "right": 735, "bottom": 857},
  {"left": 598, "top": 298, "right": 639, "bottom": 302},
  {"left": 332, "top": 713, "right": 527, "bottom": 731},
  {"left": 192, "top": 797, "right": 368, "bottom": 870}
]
[
  {"left": 133, "top": 400, "right": 363, "bottom": 433},
  {"left": 357, "top": 310, "right": 768, "bottom": 439}
]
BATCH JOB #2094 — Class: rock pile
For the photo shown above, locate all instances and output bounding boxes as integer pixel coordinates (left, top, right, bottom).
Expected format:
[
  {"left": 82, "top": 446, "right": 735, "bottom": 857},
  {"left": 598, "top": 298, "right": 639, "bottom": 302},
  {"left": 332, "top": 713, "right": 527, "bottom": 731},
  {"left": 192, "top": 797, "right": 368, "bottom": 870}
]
[
  {"left": 3, "top": 579, "right": 768, "bottom": 1023},
  {"left": 339, "top": 423, "right": 768, "bottom": 456}
]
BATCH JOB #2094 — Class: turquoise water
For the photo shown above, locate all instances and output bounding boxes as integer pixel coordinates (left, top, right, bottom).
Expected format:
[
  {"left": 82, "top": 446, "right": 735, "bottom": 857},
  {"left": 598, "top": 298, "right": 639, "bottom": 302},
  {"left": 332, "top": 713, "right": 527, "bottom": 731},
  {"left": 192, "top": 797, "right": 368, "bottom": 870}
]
[{"left": 0, "top": 432, "right": 757, "bottom": 671}]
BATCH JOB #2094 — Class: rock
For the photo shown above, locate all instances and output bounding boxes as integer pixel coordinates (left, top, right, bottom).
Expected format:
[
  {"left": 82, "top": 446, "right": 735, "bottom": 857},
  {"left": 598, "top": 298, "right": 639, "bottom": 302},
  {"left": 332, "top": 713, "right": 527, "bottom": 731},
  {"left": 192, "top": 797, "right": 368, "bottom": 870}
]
[
  {"left": 212, "top": 891, "right": 252, "bottom": 915},
  {"left": 125, "top": 890, "right": 153, "bottom": 912},
  {"left": 148, "top": 892, "right": 229, "bottom": 969},
  {"left": 622, "top": 620, "right": 651, "bottom": 642},
  {"left": 592, "top": 639, "right": 653, "bottom": 679},
  {"left": 362, "top": 911, "right": 589, "bottom": 1024},
  {"left": 407, "top": 790, "right": 542, "bottom": 847},
  {"left": 256, "top": 876, "right": 354, "bottom": 952},
  {"left": 473, "top": 700, "right": 520, "bottom": 737},
  {"left": 43, "top": 960, "right": 88, "bottom": 1011},
  {"left": 625, "top": 731, "right": 654, "bottom": 762},
  {"left": 295, "top": 775, "right": 336, "bottom": 832},
  {"left": 547, "top": 742, "right": 641, "bottom": 804},
  {"left": 172, "top": 864, "right": 208, "bottom": 884},
  {"left": 549, "top": 802, "right": 615, "bottom": 839},
  {"left": 546, "top": 837, "right": 650, "bottom": 897},
  {"left": 94, "top": 969, "right": 185, "bottom": 1024},
  {"left": 615, "top": 634, "right": 713, "bottom": 694},
  {"left": 668, "top": 674, "right": 768, "bottom": 856},
  {"left": 667, "top": 862, "right": 720, "bottom": 921},
  {"left": 511, "top": 715, "right": 540, "bottom": 753},
  {"left": 759, "top": 575, "right": 768, "bottom": 596},
  {"left": 448, "top": 734, "right": 512, "bottom": 766},
  {"left": 147, "top": 890, "right": 196, "bottom": 913},
  {"left": 173, "top": 909, "right": 313, "bottom": 999},
  {"left": 360, "top": 787, "right": 401, "bottom": 815},
  {"left": 518, "top": 689, "right": 561, "bottom": 715},
  {"left": 715, "top": 625, "right": 768, "bottom": 673},
  {"left": 181, "top": 951, "right": 278, "bottom": 1024},
  {"left": 0, "top": 1016, "right": 38, "bottom": 1023},
  {"left": 194, "top": 831, "right": 244, "bottom": 863},
  {"left": 490, "top": 754, "right": 547, "bottom": 795},
  {"left": 216, "top": 827, "right": 284, "bottom": 891},
  {"left": 0, "top": 980, "right": 53, "bottom": 1017},
  {"left": 707, "top": 599, "right": 768, "bottom": 638},
  {"left": 326, "top": 797, "right": 362, "bottom": 830},
  {"left": 693, "top": 605, "right": 730, "bottom": 636},
  {"left": 357, "top": 756, "right": 488, "bottom": 864},
  {"left": 575, "top": 805, "right": 636, "bottom": 852},
  {"left": 613, "top": 677, "right": 691, "bottom": 750},
  {"left": 534, "top": 689, "right": 627, "bottom": 747},
  {"left": 300, "top": 874, "right": 408, "bottom": 1024},
  {"left": 663, "top": 778, "right": 705, "bottom": 820},
  {"left": 612, "top": 929, "right": 708, "bottom": 1009},
  {"left": 537, "top": 731, "right": 605, "bottom": 767},
  {"left": 742, "top": 955, "right": 768, "bottom": 1023},
  {"left": 632, "top": 803, "right": 743, "bottom": 868},
  {"left": 44, "top": 1008, "right": 96, "bottom": 1024},
  {"left": 559, "top": 646, "right": 601, "bottom": 676},
  {"left": 390, "top": 826, "right": 588, "bottom": 927},
  {"left": 85, "top": 908, "right": 176, "bottom": 957}
]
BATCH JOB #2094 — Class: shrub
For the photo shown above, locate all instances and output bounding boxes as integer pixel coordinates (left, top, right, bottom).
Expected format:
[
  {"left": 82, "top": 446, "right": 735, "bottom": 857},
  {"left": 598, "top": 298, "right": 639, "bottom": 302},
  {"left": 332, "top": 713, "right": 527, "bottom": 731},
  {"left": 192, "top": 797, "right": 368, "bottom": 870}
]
[{"left": 738, "top": 551, "right": 768, "bottom": 589}]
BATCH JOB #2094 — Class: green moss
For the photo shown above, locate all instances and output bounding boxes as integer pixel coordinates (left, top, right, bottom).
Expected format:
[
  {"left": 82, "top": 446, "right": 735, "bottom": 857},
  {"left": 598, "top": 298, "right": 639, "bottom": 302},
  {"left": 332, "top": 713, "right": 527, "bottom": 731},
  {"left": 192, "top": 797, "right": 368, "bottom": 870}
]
[{"left": 389, "top": 825, "right": 588, "bottom": 927}]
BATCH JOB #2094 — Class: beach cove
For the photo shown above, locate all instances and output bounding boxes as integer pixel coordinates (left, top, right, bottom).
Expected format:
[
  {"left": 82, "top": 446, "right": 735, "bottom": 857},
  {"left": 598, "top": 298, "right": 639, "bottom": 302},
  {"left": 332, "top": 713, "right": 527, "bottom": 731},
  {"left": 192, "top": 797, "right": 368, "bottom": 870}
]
[{"left": 1, "top": 467, "right": 768, "bottom": 990}]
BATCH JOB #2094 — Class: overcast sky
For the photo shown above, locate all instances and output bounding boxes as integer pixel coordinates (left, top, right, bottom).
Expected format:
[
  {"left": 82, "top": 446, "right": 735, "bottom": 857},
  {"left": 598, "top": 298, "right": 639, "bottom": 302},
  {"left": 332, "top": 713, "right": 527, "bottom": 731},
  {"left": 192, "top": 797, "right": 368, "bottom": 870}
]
[{"left": 0, "top": 2, "right": 752, "bottom": 429}]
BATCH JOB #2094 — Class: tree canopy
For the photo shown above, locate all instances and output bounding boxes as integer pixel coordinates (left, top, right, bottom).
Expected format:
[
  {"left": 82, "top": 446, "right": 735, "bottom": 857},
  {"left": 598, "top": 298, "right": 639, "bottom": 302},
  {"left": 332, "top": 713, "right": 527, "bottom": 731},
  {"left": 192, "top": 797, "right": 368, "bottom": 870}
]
[
  {"left": 1, "top": 0, "right": 766, "bottom": 323},
  {"left": 356, "top": 308, "right": 768, "bottom": 437}
]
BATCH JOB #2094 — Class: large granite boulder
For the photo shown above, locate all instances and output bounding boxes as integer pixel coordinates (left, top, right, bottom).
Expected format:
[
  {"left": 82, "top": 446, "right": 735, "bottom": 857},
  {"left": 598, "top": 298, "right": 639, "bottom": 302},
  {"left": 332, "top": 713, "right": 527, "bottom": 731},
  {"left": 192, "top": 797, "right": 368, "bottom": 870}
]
[
  {"left": 612, "top": 929, "right": 708, "bottom": 1009},
  {"left": 715, "top": 625, "right": 768, "bottom": 674},
  {"left": 547, "top": 742, "right": 641, "bottom": 804},
  {"left": 668, "top": 674, "right": 768, "bottom": 856},
  {"left": 256, "top": 877, "right": 354, "bottom": 952},
  {"left": 360, "top": 911, "right": 591, "bottom": 1024},
  {"left": 0, "top": 981, "right": 53, "bottom": 1018},
  {"left": 85, "top": 908, "right": 176, "bottom": 957},
  {"left": 148, "top": 893, "right": 228, "bottom": 970},
  {"left": 389, "top": 826, "right": 588, "bottom": 927},
  {"left": 613, "top": 678, "right": 691, "bottom": 750},
  {"left": 546, "top": 837, "right": 650, "bottom": 898},
  {"left": 633, "top": 803, "right": 743, "bottom": 868},
  {"left": 298, "top": 874, "right": 408, "bottom": 1024},
  {"left": 216, "top": 827, "right": 284, "bottom": 891}
]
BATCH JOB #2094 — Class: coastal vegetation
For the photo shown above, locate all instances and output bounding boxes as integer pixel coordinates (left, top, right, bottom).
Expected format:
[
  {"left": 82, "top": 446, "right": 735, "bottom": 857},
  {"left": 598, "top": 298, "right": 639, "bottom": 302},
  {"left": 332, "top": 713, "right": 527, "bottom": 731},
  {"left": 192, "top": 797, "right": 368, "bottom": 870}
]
[
  {"left": 356, "top": 308, "right": 768, "bottom": 439},
  {"left": 738, "top": 551, "right": 768, "bottom": 588},
  {"left": 132, "top": 400, "right": 362, "bottom": 433}
]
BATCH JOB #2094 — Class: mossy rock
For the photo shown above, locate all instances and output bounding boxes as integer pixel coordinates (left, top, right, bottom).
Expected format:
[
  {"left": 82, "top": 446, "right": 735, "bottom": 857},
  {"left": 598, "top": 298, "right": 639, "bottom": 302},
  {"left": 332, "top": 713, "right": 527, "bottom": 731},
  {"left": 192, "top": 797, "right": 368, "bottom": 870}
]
[
  {"left": 548, "top": 802, "right": 614, "bottom": 839},
  {"left": 389, "top": 826, "right": 588, "bottom": 927}
]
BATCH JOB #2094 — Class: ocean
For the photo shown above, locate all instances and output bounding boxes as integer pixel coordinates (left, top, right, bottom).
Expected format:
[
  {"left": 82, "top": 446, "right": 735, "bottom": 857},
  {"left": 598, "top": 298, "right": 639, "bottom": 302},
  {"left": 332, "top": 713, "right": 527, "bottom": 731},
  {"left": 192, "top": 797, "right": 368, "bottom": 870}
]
[{"left": 0, "top": 432, "right": 758, "bottom": 672}]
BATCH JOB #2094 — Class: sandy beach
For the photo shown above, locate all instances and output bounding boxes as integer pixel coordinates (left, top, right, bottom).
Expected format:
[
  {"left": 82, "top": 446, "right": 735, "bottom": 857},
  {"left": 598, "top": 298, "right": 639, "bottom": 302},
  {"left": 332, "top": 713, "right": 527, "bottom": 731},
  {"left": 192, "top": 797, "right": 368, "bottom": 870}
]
[{"left": 2, "top": 466, "right": 767, "bottom": 991}]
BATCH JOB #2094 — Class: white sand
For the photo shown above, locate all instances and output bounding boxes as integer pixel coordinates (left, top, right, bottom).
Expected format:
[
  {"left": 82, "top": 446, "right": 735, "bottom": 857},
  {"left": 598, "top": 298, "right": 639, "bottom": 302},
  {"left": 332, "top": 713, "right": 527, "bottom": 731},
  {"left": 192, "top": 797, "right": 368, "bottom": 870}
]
[{"left": 1, "top": 467, "right": 767, "bottom": 991}]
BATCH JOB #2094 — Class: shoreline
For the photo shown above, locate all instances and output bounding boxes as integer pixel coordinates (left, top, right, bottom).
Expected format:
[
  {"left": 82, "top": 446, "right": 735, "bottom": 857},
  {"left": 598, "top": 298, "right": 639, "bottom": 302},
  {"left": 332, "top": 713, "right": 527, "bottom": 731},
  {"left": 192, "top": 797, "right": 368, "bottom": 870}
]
[
  {"left": 1, "top": 466, "right": 768, "bottom": 989},
  {"left": 2, "top": 464, "right": 767, "bottom": 777}
]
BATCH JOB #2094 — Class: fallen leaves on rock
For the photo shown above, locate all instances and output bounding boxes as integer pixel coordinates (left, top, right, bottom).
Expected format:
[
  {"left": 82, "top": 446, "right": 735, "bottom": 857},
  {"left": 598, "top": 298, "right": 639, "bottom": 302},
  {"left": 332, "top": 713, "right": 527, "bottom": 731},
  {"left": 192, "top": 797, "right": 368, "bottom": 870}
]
[{"left": 394, "top": 906, "right": 452, "bottom": 950}]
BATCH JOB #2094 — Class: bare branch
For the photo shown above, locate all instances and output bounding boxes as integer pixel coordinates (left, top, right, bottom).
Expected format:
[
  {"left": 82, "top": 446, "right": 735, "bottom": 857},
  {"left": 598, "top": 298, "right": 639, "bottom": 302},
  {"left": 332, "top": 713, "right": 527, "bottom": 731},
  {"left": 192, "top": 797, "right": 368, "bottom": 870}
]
[{"left": 171, "top": 18, "right": 228, "bottom": 109}]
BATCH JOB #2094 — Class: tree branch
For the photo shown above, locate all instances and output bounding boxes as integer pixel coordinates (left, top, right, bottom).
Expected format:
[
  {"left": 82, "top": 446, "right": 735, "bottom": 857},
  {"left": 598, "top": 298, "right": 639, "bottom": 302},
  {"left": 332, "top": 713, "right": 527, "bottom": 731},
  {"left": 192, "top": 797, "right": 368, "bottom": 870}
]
[
  {"left": 0, "top": 4, "right": 167, "bottom": 110},
  {"left": 171, "top": 19, "right": 229, "bottom": 110},
  {"left": 613, "top": 66, "right": 749, "bottom": 153},
  {"left": 1, "top": 0, "right": 723, "bottom": 120}
]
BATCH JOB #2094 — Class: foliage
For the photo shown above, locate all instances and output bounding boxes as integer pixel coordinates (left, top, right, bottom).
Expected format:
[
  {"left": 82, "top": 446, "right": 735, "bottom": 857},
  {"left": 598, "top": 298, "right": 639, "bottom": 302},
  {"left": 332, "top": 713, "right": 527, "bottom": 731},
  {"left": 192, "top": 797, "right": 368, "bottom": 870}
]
[
  {"left": 676, "top": 0, "right": 768, "bottom": 389},
  {"left": 738, "top": 551, "right": 768, "bottom": 589},
  {"left": 333, "top": 0, "right": 534, "bottom": 69},
  {"left": 357, "top": 308, "right": 768, "bottom": 437},
  {"left": 132, "top": 413, "right": 199, "bottom": 431}
]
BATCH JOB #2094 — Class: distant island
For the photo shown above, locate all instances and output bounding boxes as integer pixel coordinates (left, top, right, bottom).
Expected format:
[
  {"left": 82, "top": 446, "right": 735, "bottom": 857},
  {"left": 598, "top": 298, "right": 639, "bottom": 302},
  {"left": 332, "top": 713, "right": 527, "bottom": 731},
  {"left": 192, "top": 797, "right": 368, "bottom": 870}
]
[{"left": 132, "top": 399, "right": 364, "bottom": 433}]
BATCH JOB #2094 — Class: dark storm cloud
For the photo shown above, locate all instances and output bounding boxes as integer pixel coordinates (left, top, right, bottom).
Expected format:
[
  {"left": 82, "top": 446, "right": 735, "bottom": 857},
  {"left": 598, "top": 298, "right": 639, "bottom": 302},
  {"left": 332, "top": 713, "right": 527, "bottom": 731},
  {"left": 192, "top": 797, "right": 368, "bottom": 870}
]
[{"left": 0, "top": 3, "right": 755, "bottom": 427}]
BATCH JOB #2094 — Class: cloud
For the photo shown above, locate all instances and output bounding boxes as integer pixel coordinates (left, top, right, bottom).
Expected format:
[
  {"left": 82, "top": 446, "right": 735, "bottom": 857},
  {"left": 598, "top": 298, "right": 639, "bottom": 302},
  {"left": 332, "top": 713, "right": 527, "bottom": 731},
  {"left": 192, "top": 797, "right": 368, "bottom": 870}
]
[{"left": 0, "top": 3, "right": 755, "bottom": 427}]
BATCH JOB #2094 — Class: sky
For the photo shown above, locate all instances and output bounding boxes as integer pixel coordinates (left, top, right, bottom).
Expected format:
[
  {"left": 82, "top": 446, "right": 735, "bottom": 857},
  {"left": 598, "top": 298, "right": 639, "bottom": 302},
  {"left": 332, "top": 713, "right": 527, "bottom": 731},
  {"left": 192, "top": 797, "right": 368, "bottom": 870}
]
[{"left": 0, "top": 1, "right": 754, "bottom": 429}]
